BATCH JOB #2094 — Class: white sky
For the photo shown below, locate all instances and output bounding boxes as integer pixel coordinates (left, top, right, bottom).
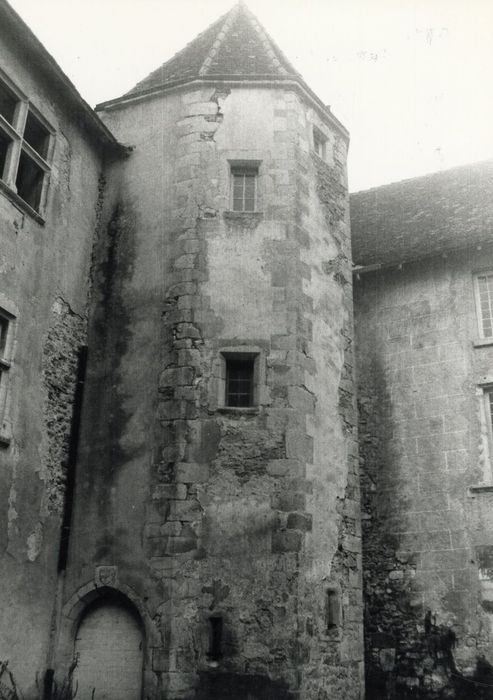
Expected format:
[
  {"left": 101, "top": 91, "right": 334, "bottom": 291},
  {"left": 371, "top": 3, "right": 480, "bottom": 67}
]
[{"left": 7, "top": 0, "right": 493, "bottom": 191}]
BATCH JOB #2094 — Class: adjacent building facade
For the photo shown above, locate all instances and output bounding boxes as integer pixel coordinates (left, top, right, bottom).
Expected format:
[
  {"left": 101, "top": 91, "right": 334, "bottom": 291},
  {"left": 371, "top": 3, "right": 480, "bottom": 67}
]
[{"left": 352, "top": 161, "right": 493, "bottom": 698}]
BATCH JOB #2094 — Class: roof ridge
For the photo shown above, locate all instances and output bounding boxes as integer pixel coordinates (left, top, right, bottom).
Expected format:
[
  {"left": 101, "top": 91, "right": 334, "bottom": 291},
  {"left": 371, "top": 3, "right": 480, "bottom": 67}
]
[
  {"left": 199, "top": 3, "right": 241, "bottom": 76},
  {"left": 350, "top": 158, "right": 493, "bottom": 196},
  {"left": 241, "top": 4, "right": 288, "bottom": 76}
]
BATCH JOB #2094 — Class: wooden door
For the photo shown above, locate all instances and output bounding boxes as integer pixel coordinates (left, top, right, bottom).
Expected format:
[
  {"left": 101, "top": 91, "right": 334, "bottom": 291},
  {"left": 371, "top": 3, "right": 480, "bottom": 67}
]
[{"left": 74, "top": 600, "right": 143, "bottom": 700}]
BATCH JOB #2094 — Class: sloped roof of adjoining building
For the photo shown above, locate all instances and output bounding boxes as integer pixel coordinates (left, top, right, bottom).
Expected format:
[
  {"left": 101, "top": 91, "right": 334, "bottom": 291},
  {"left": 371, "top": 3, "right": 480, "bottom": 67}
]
[
  {"left": 97, "top": 2, "right": 348, "bottom": 139},
  {"left": 350, "top": 159, "right": 493, "bottom": 269},
  {"left": 0, "top": 0, "right": 124, "bottom": 154}
]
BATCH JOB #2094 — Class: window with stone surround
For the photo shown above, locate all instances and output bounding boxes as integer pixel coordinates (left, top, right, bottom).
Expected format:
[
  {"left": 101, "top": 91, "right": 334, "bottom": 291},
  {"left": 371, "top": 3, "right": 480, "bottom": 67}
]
[
  {"left": 0, "top": 69, "right": 54, "bottom": 219},
  {"left": 326, "top": 587, "right": 341, "bottom": 630},
  {"left": 230, "top": 163, "right": 259, "bottom": 212},
  {"left": 225, "top": 356, "right": 255, "bottom": 407},
  {"left": 474, "top": 272, "right": 493, "bottom": 339},
  {"left": 313, "top": 126, "right": 327, "bottom": 160},
  {"left": 208, "top": 616, "right": 223, "bottom": 662},
  {"left": 215, "top": 348, "right": 263, "bottom": 411}
]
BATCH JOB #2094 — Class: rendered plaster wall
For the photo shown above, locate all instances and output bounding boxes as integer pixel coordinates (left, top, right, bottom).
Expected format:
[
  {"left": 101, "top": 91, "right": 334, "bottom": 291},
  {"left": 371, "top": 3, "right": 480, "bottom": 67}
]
[
  {"left": 67, "top": 85, "right": 363, "bottom": 699},
  {"left": 0, "top": 30, "right": 108, "bottom": 696},
  {"left": 355, "top": 247, "right": 493, "bottom": 699}
]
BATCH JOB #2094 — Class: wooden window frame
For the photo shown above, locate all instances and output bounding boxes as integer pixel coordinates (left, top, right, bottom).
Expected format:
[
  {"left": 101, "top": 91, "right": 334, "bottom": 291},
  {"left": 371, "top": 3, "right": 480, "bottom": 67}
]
[
  {"left": 0, "top": 68, "right": 54, "bottom": 221},
  {"left": 228, "top": 160, "right": 261, "bottom": 213}
]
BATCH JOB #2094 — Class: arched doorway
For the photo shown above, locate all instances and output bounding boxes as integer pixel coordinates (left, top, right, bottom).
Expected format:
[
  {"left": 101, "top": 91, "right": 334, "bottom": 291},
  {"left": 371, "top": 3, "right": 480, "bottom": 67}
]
[{"left": 74, "top": 594, "right": 144, "bottom": 700}]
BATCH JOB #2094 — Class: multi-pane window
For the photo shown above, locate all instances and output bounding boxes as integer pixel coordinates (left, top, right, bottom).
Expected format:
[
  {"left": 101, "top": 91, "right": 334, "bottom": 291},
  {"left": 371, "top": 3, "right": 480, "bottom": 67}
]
[
  {"left": 0, "top": 70, "right": 53, "bottom": 215},
  {"left": 231, "top": 166, "right": 257, "bottom": 212},
  {"left": 475, "top": 273, "right": 493, "bottom": 338},
  {"left": 225, "top": 356, "right": 255, "bottom": 407}
]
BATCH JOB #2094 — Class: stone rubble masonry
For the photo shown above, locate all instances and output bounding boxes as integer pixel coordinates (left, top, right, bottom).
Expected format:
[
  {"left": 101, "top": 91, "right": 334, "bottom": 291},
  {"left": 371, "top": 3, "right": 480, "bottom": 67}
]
[
  {"left": 41, "top": 297, "right": 85, "bottom": 514},
  {"left": 355, "top": 248, "right": 493, "bottom": 699}
]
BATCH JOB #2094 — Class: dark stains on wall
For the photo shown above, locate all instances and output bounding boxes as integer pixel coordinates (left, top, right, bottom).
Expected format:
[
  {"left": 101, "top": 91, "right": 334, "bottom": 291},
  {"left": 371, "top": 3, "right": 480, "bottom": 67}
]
[
  {"left": 83, "top": 202, "right": 137, "bottom": 497},
  {"left": 355, "top": 260, "right": 493, "bottom": 699}
]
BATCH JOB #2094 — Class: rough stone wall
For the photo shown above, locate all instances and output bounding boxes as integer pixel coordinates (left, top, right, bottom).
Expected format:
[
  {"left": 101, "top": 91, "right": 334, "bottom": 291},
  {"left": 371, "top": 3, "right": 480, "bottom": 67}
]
[
  {"left": 68, "top": 85, "right": 363, "bottom": 699},
  {"left": 355, "top": 248, "right": 493, "bottom": 699},
  {"left": 41, "top": 297, "right": 85, "bottom": 515}
]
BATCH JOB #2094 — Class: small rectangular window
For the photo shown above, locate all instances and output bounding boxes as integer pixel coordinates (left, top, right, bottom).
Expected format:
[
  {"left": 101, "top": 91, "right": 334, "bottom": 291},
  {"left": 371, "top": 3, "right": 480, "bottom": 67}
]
[
  {"left": 475, "top": 273, "right": 493, "bottom": 338},
  {"left": 313, "top": 127, "right": 326, "bottom": 160},
  {"left": 208, "top": 616, "right": 223, "bottom": 661},
  {"left": 231, "top": 167, "right": 258, "bottom": 212},
  {"left": 326, "top": 588, "right": 340, "bottom": 630},
  {"left": 226, "top": 357, "right": 255, "bottom": 407}
]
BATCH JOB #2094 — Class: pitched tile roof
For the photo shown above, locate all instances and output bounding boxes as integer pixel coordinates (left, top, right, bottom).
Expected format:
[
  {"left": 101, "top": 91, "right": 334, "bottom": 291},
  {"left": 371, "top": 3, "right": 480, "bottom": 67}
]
[
  {"left": 350, "top": 160, "right": 493, "bottom": 268},
  {"left": 126, "top": 2, "right": 299, "bottom": 98}
]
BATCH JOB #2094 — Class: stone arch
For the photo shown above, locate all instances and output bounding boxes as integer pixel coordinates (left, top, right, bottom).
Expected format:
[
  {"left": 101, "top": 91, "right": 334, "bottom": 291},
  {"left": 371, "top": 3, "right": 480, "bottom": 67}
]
[
  {"left": 56, "top": 581, "right": 159, "bottom": 698},
  {"left": 74, "top": 591, "right": 144, "bottom": 699}
]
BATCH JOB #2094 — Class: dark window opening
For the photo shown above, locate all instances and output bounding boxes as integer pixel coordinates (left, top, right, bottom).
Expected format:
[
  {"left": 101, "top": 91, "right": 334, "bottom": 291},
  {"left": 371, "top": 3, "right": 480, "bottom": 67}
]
[
  {"left": 0, "top": 80, "right": 18, "bottom": 125},
  {"left": 16, "top": 150, "right": 44, "bottom": 211},
  {"left": 24, "top": 111, "right": 50, "bottom": 159},
  {"left": 226, "top": 357, "right": 255, "bottom": 407},
  {"left": 208, "top": 616, "right": 223, "bottom": 660},
  {"left": 313, "top": 128, "right": 326, "bottom": 160},
  {"left": 232, "top": 167, "right": 257, "bottom": 212},
  {"left": 326, "top": 589, "right": 340, "bottom": 630},
  {"left": 0, "top": 130, "right": 11, "bottom": 179},
  {"left": 0, "top": 315, "right": 9, "bottom": 356}
]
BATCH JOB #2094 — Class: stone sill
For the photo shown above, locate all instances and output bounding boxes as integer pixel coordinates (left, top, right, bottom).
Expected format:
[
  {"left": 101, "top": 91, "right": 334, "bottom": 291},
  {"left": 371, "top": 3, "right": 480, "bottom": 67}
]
[
  {"left": 216, "top": 406, "right": 259, "bottom": 416},
  {"left": 473, "top": 337, "right": 493, "bottom": 348},
  {"left": 469, "top": 485, "right": 493, "bottom": 494},
  {"left": 0, "top": 179, "right": 45, "bottom": 225},
  {"left": 223, "top": 210, "right": 263, "bottom": 223}
]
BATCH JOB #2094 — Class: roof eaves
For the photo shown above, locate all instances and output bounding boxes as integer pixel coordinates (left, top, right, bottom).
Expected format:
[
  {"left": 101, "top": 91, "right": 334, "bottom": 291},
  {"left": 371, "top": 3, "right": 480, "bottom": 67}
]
[
  {"left": 353, "top": 237, "right": 493, "bottom": 275},
  {"left": 96, "top": 75, "right": 349, "bottom": 142}
]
